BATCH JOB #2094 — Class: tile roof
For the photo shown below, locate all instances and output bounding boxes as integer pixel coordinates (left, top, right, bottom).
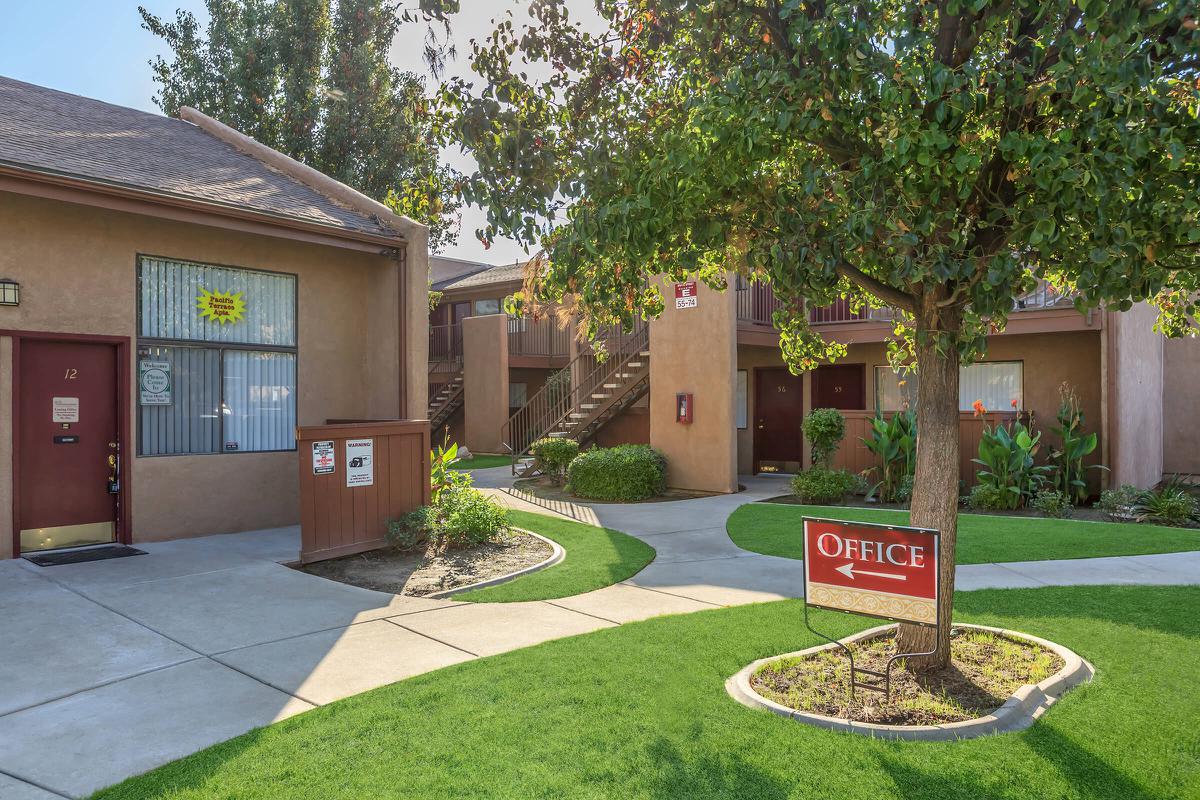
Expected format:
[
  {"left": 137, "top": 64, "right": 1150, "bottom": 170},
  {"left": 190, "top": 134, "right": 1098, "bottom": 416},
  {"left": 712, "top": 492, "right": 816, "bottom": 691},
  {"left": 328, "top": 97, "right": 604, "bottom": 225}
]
[
  {"left": 433, "top": 260, "right": 528, "bottom": 291},
  {"left": 0, "top": 75, "right": 396, "bottom": 239}
]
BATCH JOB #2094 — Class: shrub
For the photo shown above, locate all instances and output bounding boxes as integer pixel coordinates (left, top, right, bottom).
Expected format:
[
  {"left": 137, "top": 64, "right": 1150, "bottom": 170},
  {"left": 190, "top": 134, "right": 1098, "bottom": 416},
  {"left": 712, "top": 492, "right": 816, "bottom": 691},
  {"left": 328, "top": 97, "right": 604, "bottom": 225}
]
[
  {"left": 439, "top": 487, "right": 511, "bottom": 547},
  {"left": 894, "top": 473, "right": 914, "bottom": 506},
  {"left": 1095, "top": 484, "right": 1143, "bottom": 521},
  {"left": 386, "top": 506, "right": 435, "bottom": 550},
  {"left": 790, "top": 468, "right": 855, "bottom": 504},
  {"left": 1134, "top": 480, "right": 1199, "bottom": 527},
  {"left": 1048, "top": 382, "right": 1106, "bottom": 504},
  {"left": 802, "top": 408, "right": 846, "bottom": 469},
  {"left": 849, "top": 470, "right": 872, "bottom": 497},
  {"left": 1032, "top": 489, "right": 1074, "bottom": 519},
  {"left": 971, "top": 420, "right": 1052, "bottom": 509},
  {"left": 567, "top": 444, "right": 667, "bottom": 501},
  {"left": 967, "top": 482, "right": 1009, "bottom": 511},
  {"left": 531, "top": 437, "right": 580, "bottom": 483},
  {"left": 862, "top": 410, "right": 916, "bottom": 503}
]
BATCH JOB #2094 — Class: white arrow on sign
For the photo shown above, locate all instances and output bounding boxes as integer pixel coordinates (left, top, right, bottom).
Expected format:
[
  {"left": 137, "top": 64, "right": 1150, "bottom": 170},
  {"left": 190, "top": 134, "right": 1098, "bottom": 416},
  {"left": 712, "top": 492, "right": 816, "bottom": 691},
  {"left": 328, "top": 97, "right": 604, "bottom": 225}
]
[{"left": 835, "top": 562, "right": 907, "bottom": 581}]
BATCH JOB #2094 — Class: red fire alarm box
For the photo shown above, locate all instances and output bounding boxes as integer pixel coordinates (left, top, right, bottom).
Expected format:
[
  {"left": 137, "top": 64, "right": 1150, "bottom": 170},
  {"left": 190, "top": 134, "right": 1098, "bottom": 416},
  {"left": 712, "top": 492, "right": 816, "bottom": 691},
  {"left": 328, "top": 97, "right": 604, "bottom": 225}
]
[{"left": 676, "top": 392, "right": 693, "bottom": 424}]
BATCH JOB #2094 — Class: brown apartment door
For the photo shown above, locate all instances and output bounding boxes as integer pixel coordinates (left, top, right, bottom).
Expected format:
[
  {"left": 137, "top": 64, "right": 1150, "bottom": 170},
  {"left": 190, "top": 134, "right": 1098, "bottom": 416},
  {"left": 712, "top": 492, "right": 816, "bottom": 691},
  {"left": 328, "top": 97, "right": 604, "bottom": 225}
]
[
  {"left": 812, "top": 364, "right": 866, "bottom": 410},
  {"left": 18, "top": 340, "right": 119, "bottom": 552},
  {"left": 755, "top": 368, "right": 804, "bottom": 471}
]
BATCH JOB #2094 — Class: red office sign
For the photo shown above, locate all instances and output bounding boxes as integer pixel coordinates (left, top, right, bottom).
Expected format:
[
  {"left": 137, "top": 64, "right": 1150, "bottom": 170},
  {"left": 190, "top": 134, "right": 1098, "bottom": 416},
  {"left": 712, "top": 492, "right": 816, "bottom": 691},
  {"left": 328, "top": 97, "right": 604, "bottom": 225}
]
[{"left": 803, "top": 517, "right": 939, "bottom": 626}]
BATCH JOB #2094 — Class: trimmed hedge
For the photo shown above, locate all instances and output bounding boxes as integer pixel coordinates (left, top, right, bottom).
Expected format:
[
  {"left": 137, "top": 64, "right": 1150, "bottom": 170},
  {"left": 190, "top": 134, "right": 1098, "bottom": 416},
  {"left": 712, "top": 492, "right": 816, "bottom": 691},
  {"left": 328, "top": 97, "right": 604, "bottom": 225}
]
[
  {"left": 789, "top": 467, "right": 855, "bottom": 504},
  {"left": 567, "top": 444, "right": 667, "bottom": 501},
  {"left": 531, "top": 437, "right": 580, "bottom": 482}
]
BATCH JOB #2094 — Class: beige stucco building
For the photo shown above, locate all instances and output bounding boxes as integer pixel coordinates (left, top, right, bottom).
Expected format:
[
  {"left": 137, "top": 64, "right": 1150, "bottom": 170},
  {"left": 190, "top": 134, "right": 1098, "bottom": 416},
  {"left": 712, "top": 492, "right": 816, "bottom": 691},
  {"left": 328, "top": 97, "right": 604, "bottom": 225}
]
[
  {"left": 0, "top": 77, "right": 428, "bottom": 559},
  {"left": 436, "top": 262, "right": 1197, "bottom": 495}
]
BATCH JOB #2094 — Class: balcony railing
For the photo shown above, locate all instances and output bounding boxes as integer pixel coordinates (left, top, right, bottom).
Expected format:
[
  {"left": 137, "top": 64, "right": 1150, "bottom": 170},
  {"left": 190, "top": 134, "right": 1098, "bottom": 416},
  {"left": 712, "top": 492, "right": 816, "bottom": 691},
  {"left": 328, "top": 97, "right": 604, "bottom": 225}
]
[
  {"left": 736, "top": 278, "right": 1071, "bottom": 328},
  {"left": 508, "top": 316, "right": 571, "bottom": 358}
]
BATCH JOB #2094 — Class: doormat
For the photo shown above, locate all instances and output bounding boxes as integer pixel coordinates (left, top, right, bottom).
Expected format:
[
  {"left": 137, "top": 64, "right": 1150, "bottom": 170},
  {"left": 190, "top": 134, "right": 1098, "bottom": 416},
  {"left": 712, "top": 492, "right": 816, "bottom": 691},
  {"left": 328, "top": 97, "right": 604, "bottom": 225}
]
[{"left": 25, "top": 545, "right": 147, "bottom": 567}]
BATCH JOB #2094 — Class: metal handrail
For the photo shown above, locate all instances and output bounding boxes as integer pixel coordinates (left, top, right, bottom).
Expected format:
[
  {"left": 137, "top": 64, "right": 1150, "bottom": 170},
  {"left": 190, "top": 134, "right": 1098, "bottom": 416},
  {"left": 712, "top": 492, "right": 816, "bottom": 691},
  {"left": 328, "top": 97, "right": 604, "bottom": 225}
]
[
  {"left": 502, "top": 320, "right": 649, "bottom": 471},
  {"left": 428, "top": 323, "right": 463, "bottom": 379},
  {"left": 508, "top": 315, "right": 571, "bottom": 358}
]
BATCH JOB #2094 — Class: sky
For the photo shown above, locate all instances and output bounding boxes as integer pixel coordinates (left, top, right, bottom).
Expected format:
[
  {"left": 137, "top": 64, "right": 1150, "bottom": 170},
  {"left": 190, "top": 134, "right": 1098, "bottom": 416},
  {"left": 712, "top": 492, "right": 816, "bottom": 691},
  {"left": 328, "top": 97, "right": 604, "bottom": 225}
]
[{"left": 0, "top": 0, "right": 601, "bottom": 266}]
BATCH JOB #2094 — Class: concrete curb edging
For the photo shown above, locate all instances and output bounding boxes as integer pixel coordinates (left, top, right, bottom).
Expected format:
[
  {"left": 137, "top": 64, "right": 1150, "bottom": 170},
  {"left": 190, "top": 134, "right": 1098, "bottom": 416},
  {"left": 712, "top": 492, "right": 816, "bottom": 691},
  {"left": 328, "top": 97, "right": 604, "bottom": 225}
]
[
  {"left": 426, "top": 528, "right": 565, "bottom": 599},
  {"left": 725, "top": 623, "right": 1094, "bottom": 741}
]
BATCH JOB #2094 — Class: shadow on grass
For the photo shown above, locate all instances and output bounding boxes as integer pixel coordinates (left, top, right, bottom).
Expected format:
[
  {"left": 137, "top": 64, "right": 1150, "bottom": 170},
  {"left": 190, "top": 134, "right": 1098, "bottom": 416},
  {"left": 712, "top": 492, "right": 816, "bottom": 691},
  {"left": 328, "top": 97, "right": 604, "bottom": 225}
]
[
  {"left": 875, "top": 723, "right": 1156, "bottom": 800},
  {"left": 642, "top": 731, "right": 791, "bottom": 800}
]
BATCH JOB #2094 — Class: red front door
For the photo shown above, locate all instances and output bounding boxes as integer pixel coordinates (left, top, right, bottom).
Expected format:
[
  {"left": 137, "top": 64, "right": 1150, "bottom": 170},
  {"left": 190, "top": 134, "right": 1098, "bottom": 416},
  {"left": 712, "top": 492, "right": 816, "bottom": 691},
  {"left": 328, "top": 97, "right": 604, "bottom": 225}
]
[
  {"left": 812, "top": 364, "right": 866, "bottom": 410},
  {"left": 754, "top": 367, "right": 804, "bottom": 471},
  {"left": 19, "top": 340, "right": 119, "bottom": 552}
]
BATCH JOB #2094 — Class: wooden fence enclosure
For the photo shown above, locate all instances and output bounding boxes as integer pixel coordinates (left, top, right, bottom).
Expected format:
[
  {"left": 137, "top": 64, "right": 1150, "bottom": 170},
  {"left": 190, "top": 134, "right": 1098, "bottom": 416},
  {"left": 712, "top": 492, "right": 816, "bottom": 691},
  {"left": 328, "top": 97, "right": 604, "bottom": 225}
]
[
  {"left": 296, "top": 420, "right": 430, "bottom": 564},
  {"left": 830, "top": 411, "right": 1018, "bottom": 488}
]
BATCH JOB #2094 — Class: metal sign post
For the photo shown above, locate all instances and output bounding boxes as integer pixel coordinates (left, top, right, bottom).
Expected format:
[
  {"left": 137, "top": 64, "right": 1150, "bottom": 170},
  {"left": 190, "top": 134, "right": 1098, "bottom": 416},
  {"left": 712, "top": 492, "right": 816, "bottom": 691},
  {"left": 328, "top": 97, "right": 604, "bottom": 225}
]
[{"left": 801, "top": 516, "right": 941, "bottom": 700}]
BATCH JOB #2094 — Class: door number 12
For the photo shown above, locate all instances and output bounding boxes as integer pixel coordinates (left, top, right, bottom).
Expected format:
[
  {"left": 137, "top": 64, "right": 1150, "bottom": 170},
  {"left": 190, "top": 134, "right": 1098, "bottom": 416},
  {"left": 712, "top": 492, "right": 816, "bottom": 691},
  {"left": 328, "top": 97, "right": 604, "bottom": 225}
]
[{"left": 64, "top": 368, "right": 78, "bottom": 380}]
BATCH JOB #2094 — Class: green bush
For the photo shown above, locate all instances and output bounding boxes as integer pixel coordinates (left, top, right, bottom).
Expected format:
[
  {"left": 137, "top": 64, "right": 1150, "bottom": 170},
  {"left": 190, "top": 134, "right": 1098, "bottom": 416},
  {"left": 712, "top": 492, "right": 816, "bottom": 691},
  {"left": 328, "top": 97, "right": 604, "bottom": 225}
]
[
  {"left": 971, "top": 420, "right": 1052, "bottom": 509},
  {"left": 386, "top": 506, "right": 435, "bottom": 550},
  {"left": 967, "top": 482, "right": 1009, "bottom": 511},
  {"left": 531, "top": 437, "right": 580, "bottom": 483},
  {"left": 802, "top": 408, "right": 846, "bottom": 469},
  {"left": 1095, "top": 484, "right": 1143, "bottom": 521},
  {"left": 440, "top": 487, "right": 511, "bottom": 547},
  {"left": 1032, "top": 489, "right": 1074, "bottom": 519},
  {"left": 862, "top": 410, "right": 916, "bottom": 503},
  {"left": 567, "top": 444, "right": 667, "bottom": 501},
  {"left": 1134, "top": 480, "right": 1199, "bottom": 527},
  {"left": 790, "top": 468, "right": 855, "bottom": 505},
  {"left": 894, "top": 473, "right": 914, "bottom": 505}
]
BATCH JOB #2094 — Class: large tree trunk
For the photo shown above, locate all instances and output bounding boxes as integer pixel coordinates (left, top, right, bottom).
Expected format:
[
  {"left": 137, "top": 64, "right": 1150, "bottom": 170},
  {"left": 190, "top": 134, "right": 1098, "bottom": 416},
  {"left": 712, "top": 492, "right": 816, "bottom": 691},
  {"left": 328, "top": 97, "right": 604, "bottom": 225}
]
[{"left": 896, "top": 314, "right": 961, "bottom": 671}]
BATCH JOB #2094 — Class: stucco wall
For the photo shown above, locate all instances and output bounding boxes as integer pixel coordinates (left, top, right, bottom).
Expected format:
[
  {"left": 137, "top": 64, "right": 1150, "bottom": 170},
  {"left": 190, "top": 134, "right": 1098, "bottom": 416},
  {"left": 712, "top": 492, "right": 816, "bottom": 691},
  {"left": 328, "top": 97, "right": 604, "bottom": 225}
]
[
  {"left": 1106, "top": 305, "right": 1165, "bottom": 488},
  {"left": 736, "top": 330, "right": 1104, "bottom": 483},
  {"left": 1163, "top": 336, "right": 1200, "bottom": 475},
  {"left": 0, "top": 191, "right": 422, "bottom": 548},
  {"left": 648, "top": 278, "right": 738, "bottom": 493},
  {"left": 463, "top": 314, "right": 509, "bottom": 453}
]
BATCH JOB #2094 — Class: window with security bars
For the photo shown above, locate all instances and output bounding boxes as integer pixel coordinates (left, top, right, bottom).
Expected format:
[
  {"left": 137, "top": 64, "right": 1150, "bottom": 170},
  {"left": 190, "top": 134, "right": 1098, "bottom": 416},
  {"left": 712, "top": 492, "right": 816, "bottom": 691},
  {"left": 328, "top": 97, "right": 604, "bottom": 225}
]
[{"left": 137, "top": 257, "right": 297, "bottom": 455}]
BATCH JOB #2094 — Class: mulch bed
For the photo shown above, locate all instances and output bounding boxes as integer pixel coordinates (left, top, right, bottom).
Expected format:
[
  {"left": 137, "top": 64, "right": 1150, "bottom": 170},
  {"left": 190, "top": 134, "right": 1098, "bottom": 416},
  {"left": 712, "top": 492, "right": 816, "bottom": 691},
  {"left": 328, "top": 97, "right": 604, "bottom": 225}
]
[
  {"left": 300, "top": 530, "right": 553, "bottom": 596},
  {"left": 750, "top": 629, "right": 1063, "bottom": 725},
  {"left": 512, "top": 476, "right": 726, "bottom": 504}
]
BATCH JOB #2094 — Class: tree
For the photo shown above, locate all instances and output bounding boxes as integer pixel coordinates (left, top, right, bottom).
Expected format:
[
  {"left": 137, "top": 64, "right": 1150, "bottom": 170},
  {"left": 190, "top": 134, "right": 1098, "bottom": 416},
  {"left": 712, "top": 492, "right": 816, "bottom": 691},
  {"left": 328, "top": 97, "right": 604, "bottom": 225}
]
[
  {"left": 140, "top": 0, "right": 461, "bottom": 250},
  {"left": 439, "top": 0, "right": 1200, "bottom": 668}
]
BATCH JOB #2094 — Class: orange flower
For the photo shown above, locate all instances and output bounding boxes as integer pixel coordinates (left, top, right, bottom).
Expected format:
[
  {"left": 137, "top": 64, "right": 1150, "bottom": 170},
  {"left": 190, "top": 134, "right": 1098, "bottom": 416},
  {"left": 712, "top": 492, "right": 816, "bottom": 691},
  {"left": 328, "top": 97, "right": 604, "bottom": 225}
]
[
  {"left": 1011, "top": 398, "right": 1019, "bottom": 409},
  {"left": 972, "top": 399, "right": 987, "bottom": 417}
]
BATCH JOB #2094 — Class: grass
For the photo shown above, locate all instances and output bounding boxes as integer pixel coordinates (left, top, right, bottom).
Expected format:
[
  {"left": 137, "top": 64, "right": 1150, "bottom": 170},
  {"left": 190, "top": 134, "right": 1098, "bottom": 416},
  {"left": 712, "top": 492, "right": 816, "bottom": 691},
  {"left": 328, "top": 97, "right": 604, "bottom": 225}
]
[
  {"left": 456, "top": 510, "right": 655, "bottom": 602},
  {"left": 727, "top": 502, "right": 1200, "bottom": 564},
  {"left": 93, "top": 585, "right": 1200, "bottom": 800},
  {"left": 456, "top": 454, "right": 513, "bottom": 470}
]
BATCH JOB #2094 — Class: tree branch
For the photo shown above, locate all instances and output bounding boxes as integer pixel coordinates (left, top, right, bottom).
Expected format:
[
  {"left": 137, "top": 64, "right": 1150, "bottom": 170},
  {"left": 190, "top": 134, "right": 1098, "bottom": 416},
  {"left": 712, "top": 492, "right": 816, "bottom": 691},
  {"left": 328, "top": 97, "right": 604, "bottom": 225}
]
[{"left": 835, "top": 263, "right": 916, "bottom": 312}]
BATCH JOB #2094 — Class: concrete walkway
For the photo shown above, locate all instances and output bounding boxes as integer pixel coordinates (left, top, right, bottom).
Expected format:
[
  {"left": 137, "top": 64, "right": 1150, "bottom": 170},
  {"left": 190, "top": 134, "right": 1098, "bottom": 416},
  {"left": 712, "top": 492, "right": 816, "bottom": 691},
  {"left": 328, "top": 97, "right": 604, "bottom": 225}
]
[{"left": 2, "top": 470, "right": 1198, "bottom": 798}]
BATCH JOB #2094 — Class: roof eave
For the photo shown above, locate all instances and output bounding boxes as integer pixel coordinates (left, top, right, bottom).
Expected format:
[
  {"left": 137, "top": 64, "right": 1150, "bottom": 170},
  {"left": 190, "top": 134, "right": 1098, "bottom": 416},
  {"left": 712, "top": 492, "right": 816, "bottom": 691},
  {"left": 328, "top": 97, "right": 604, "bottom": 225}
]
[{"left": 0, "top": 162, "right": 406, "bottom": 254}]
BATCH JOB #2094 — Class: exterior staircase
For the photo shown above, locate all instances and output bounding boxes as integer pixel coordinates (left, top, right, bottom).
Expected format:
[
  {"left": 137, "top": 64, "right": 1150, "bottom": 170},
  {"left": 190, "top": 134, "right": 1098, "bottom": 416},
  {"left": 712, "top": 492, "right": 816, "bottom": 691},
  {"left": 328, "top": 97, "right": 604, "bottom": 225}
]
[
  {"left": 503, "top": 322, "right": 650, "bottom": 476},
  {"left": 428, "top": 371, "right": 464, "bottom": 432}
]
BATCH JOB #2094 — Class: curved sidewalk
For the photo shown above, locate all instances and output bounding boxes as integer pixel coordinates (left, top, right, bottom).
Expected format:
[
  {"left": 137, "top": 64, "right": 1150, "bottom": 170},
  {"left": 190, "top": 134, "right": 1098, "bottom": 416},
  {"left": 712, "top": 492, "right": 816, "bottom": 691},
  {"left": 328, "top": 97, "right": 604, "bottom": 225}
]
[{"left": 1, "top": 470, "right": 1197, "bottom": 798}]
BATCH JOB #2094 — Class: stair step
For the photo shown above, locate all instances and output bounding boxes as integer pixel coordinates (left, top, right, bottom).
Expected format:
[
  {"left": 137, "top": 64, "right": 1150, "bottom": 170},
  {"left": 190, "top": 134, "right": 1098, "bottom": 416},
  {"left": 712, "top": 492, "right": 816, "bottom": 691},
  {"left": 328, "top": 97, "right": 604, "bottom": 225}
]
[
  {"left": 625, "top": 362, "right": 643, "bottom": 368},
  {"left": 591, "top": 393, "right": 612, "bottom": 400},
  {"left": 546, "top": 431, "right": 569, "bottom": 438},
  {"left": 580, "top": 403, "right": 599, "bottom": 410},
  {"left": 602, "top": 383, "right": 621, "bottom": 389},
  {"left": 569, "top": 413, "right": 588, "bottom": 419},
  {"left": 639, "top": 351, "right": 650, "bottom": 357}
]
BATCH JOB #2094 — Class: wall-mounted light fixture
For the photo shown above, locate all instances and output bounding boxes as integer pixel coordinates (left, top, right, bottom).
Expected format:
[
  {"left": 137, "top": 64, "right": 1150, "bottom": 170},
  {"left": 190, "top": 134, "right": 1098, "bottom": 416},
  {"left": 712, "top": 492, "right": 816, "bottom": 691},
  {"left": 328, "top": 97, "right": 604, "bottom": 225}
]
[{"left": 0, "top": 279, "right": 18, "bottom": 306}]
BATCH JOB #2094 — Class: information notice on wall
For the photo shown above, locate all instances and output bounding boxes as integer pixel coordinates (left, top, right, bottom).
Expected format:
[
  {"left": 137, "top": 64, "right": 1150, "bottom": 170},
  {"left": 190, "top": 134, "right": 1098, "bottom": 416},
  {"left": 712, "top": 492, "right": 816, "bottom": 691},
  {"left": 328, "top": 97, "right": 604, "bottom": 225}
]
[
  {"left": 345, "top": 438, "right": 374, "bottom": 488},
  {"left": 139, "top": 360, "right": 172, "bottom": 405}
]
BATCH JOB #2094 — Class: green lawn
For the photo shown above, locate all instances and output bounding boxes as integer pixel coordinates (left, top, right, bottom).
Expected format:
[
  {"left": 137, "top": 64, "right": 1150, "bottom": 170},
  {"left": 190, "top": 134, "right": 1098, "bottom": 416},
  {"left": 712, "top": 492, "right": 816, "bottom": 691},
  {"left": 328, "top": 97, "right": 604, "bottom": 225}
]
[
  {"left": 728, "top": 503, "right": 1200, "bottom": 564},
  {"left": 456, "top": 510, "right": 655, "bottom": 602},
  {"left": 457, "top": 454, "right": 513, "bottom": 470},
  {"left": 94, "top": 585, "right": 1200, "bottom": 800}
]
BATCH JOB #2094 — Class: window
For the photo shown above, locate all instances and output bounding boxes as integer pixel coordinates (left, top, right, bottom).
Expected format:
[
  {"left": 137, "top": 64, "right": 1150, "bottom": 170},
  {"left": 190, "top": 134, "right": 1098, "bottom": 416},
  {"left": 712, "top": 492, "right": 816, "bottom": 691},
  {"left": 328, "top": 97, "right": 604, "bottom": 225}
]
[
  {"left": 960, "top": 362, "right": 1022, "bottom": 412},
  {"left": 473, "top": 298, "right": 501, "bottom": 315},
  {"left": 509, "top": 382, "right": 528, "bottom": 408},
  {"left": 873, "top": 367, "right": 919, "bottom": 412},
  {"left": 874, "top": 362, "right": 1022, "bottom": 413},
  {"left": 137, "top": 257, "right": 297, "bottom": 455},
  {"left": 736, "top": 370, "right": 748, "bottom": 429}
]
